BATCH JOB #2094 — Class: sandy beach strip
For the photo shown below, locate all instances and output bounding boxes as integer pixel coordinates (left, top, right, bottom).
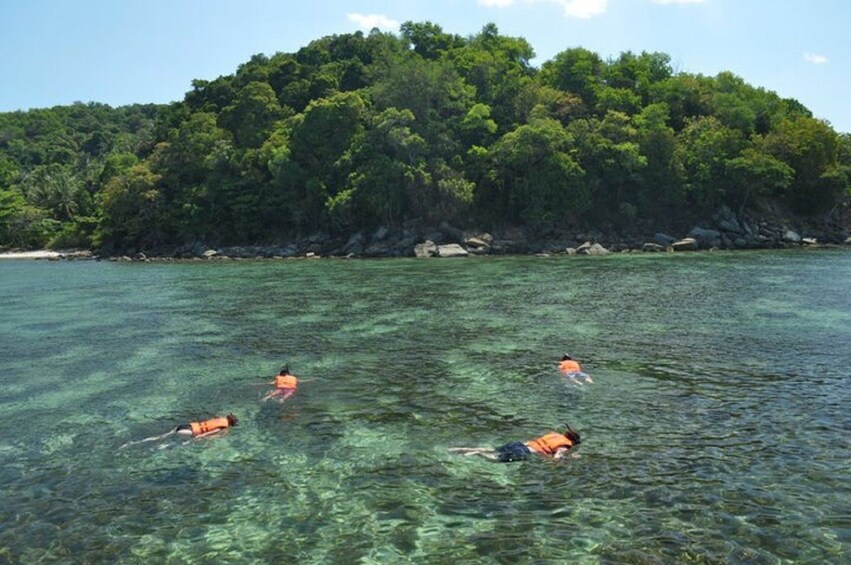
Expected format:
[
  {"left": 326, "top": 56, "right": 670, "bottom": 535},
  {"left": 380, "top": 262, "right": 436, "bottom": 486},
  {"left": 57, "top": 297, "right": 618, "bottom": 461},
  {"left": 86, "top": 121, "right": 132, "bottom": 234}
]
[{"left": 0, "top": 250, "right": 63, "bottom": 259}]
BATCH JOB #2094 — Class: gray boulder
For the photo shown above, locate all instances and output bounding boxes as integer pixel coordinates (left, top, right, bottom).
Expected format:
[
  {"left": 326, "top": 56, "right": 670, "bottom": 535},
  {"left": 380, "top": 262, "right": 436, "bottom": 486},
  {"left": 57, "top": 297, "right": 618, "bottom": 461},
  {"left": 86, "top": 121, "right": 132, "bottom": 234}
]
[
  {"left": 576, "top": 241, "right": 610, "bottom": 255},
  {"left": 783, "top": 230, "right": 802, "bottom": 243},
  {"left": 642, "top": 242, "right": 666, "bottom": 252},
  {"left": 586, "top": 243, "right": 610, "bottom": 255},
  {"left": 436, "top": 243, "right": 469, "bottom": 258},
  {"left": 371, "top": 226, "right": 390, "bottom": 242},
  {"left": 716, "top": 217, "right": 742, "bottom": 234},
  {"left": 345, "top": 232, "right": 365, "bottom": 251},
  {"left": 576, "top": 241, "right": 592, "bottom": 254},
  {"left": 672, "top": 237, "right": 698, "bottom": 251},
  {"left": 364, "top": 242, "right": 393, "bottom": 257},
  {"left": 688, "top": 226, "right": 722, "bottom": 248},
  {"left": 654, "top": 232, "right": 676, "bottom": 246},
  {"left": 307, "top": 233, "right": 329, "bottom": 244},
  {"left": 464, "top": 230, "right": 494, "bottom": 244},
  {"left": 279, "top": 244, "right": 299, "bottom": 257},
  {"left": 423, "top": 230, "right": 444, "bottom": 244},
  {"left": 414, "top": 240, "right": 437, "bottom": 258},
  {"left": 439, "top": 221, "right": 464, "bottom": 242},
  {"left": 713, "top": 205, "right": 743, "bottom": 234},
  {"left": 464, "top": 236, "right": 491, "bottom": 254},
  {"left": 490, "top": 240, "right": 517, "bottom": 254}
]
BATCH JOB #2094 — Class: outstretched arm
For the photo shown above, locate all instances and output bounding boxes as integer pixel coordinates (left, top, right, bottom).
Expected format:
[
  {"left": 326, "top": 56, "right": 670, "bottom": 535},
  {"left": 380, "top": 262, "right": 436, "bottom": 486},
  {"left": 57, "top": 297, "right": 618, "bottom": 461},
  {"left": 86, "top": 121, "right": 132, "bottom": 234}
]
[
  {"left": 553, "top": 447, "right": 580, "bottom": 460},
  {"left": 193, "top": 429, "right": 225, "bottom": 440}
]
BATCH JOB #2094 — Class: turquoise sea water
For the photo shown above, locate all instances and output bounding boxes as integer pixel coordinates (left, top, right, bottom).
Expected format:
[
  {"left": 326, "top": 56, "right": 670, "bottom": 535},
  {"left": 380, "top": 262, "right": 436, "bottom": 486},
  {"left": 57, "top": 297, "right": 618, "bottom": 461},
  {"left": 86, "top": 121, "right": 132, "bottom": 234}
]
[{"left": 1, "top": 250, "right": 849, "bottom": 563}]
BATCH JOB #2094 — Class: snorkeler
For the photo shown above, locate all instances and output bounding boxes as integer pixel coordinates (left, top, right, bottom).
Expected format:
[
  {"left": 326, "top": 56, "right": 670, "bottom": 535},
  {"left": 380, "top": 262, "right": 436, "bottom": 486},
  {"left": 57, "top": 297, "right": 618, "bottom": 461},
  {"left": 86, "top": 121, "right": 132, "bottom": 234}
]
[
  {"left": 120, "top": 413, "right": 238, "bottom": 448},
  {"left": 559, "top": 354, "right": 593, "bottom": 385},
  {"left": 449, "top": 425, "right": 581, "bottom": 462},
  {"left": 262, "top": 365, "right": 299, "bottom": 403}
]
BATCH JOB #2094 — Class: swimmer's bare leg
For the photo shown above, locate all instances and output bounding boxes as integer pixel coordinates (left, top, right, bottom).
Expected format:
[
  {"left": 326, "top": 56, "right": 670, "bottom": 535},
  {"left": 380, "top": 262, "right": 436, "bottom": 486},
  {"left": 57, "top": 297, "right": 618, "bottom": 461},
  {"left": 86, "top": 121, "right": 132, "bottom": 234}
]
[
  {"left": 449, "top": 447, "right": 499, "bottom": 459},
  {"left": 120, "top": 429, "right": 177, "bottom": 449}
]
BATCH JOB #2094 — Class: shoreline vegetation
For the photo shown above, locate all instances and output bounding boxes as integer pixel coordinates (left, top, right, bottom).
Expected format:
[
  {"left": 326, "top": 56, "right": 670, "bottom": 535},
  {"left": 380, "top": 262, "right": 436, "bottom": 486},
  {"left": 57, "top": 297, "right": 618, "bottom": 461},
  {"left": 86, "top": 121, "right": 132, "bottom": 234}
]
[{"left": 2, "top": 22, "right": 849, "bottom": 255}]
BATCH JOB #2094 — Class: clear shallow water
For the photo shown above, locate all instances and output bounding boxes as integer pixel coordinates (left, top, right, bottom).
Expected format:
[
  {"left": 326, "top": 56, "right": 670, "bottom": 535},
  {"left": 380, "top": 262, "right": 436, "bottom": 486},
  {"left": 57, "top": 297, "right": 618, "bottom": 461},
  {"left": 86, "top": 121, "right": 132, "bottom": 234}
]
[{"left": 1, "top": 251, "right": 849, "bottom": 563}]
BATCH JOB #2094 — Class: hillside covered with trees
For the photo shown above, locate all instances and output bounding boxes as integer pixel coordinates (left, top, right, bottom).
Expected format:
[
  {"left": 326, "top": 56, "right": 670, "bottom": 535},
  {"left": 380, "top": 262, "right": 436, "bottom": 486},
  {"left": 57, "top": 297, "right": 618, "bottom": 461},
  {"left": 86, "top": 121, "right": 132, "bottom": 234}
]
[{"left": 1, "top": 22, "right": 849, "bottom": 253}]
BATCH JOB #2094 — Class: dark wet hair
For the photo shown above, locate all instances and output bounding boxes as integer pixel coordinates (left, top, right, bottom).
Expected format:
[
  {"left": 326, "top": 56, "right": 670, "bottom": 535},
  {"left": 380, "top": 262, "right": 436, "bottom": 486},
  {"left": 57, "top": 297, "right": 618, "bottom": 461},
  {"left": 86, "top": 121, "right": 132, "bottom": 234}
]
[
  {"left": 561, "top": 354, "right": 572, "bottom": 361},
  {"left": 563, "top": 424, "right": 581, "bottom": 445},
  {"left": 227, "top": 413, "right": 239, "bottom": 426},
  {"left": 278, "top": 364, "right": 290, "bottom": 375}
]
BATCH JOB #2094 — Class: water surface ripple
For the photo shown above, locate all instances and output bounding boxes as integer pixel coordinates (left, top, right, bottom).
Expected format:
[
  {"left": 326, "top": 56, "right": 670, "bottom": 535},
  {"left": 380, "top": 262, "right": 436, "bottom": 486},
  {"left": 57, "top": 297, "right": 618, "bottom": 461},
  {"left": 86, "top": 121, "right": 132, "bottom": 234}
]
[{"left": 1, "top": 250, "right": 849, "bottom": 562}]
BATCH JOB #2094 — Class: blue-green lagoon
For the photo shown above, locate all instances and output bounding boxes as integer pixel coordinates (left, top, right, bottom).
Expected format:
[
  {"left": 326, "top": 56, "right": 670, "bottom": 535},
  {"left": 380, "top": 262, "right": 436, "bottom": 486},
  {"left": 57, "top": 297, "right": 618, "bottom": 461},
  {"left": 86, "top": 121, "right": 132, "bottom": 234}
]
[{"left": 1, "top": 250, "right": 849, "bottom": 562}]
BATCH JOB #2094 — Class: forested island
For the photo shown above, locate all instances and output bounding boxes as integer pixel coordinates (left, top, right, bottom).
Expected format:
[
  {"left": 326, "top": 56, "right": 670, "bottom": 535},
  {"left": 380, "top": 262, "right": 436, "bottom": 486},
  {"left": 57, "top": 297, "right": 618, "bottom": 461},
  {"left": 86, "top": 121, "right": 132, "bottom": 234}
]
[{"left": 1, "top": 22, "right": 849, "bottom": 258}]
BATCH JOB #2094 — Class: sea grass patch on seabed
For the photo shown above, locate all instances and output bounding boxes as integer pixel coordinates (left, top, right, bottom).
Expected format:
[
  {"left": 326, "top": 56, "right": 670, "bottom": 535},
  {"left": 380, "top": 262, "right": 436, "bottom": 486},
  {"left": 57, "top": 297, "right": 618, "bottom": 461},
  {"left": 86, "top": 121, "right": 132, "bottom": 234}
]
[{"left": 0, "top": 252, "right": 849, "bottom": 561}]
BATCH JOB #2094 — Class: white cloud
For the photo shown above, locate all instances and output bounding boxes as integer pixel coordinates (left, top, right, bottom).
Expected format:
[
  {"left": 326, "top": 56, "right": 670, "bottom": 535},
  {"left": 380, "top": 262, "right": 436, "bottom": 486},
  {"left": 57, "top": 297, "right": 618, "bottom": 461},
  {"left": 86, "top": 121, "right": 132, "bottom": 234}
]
[
  {"left": 347, "top": 13, "right": 400, "bottom": 31},
  {"left": 560, "top": 0, "right": 607, "bottom": 18},
  {"left": 803, "top": 52, "right": 828, "bottom": 65},
  {"left": 652, "top": 0, "right": 707, "bottom": 4},
  {"left": 477, "top": 0, "right": 608, "bottom": 19}
]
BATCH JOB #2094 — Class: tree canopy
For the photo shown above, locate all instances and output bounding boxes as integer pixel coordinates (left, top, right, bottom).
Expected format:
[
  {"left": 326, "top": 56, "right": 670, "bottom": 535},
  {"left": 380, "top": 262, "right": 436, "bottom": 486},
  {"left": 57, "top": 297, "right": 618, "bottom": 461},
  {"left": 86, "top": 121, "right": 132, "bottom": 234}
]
[{"left": 0, "top": 23, "right": 847, "bottom": 251}]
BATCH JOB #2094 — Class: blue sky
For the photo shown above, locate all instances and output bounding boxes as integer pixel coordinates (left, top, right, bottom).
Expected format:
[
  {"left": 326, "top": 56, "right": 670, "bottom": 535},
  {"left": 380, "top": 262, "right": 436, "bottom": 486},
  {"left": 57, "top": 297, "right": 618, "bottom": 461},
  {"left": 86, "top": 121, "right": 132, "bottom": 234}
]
[{"left": 1, "top": 0, "right": 849, "bottom": 132}]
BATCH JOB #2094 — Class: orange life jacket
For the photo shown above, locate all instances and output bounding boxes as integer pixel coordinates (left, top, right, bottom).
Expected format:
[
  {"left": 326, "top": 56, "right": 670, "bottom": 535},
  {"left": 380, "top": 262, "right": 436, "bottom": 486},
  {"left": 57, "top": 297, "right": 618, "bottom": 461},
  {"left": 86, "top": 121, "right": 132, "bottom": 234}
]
[
  {"left": 189, "top": 417, "right": 230, "bottom": 436},
  {"left": 275, "top": 375, "right": 298, "bottom": 389},
  {"left": 525, "top": 432, "right": 575, "bottom": 455},
  {"left": 559, "top": 359, "right": 582, "bottom": 373}
]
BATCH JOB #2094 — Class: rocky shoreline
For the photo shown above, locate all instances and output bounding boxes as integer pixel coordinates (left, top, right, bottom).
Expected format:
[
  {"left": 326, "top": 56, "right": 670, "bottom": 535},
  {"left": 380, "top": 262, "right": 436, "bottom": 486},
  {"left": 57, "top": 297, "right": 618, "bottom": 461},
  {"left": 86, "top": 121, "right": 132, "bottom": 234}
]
[{"left": 4, "top": 206, "right": 850, "bottom": 262}]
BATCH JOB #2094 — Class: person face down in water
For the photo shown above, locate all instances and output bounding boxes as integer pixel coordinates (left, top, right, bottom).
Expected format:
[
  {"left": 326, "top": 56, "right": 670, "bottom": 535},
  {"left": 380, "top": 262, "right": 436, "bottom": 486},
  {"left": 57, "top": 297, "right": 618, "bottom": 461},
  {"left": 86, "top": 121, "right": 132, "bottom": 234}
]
[
  {"left": 120, "top": 413, "right": 238, "bottom": 448},
  {"left": 262, "top": 365, "right": 298, "bottom": 402},
  {"left": 449, "top": 425, "right": 581, "bottom": 462},
  {"left": 559, "top": 354, "right": 593, "bottom": 384}
]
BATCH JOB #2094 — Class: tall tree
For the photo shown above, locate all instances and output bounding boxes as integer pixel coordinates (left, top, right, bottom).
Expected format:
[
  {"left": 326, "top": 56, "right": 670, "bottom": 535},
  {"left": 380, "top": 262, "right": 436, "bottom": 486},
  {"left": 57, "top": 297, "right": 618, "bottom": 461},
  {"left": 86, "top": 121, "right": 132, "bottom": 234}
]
[
  {"left": 764, "top": 117, "right": 843, "bottom": 214},
  {"left": 675, "top": 116, "right": 745, "bottom": 213},
  {"left": 482, "top": 117, "right": 586, "bottom": 225}
]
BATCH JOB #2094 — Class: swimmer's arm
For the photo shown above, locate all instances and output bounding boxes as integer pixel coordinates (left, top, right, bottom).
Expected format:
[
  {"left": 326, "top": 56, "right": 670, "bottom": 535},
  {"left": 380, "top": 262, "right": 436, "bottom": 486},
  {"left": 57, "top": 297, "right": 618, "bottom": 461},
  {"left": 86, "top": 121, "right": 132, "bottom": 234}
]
[
  {"left": 553, "top": 447, "right": 570, "bottom": 460},
  {"left": 194, "top": 429, "right": 225, "bottom": 439}
]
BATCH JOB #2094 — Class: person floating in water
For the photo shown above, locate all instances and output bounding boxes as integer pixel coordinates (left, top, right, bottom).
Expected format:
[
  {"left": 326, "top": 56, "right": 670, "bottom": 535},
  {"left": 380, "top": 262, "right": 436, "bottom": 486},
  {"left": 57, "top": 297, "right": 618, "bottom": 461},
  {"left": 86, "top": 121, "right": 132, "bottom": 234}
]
[
  {"left": 449, "top": 425, "right": 581, "bottom": 462},
  {"left": 559, "top": 354, "right": 593, "bottom": 385},
  {"left": 262, "top": 365, "right": 299, "bottom": 403},
  {"left": 120, "top": 413, "right": 238, "bottom": 448}
]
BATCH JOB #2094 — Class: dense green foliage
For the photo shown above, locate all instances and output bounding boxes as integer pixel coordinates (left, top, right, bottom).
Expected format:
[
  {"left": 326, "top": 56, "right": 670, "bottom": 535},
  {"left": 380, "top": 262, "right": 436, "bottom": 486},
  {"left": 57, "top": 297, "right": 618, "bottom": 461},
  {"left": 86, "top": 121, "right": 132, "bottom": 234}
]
[{"left": 1, "top": 23, "right": 849, "bottom": 251}]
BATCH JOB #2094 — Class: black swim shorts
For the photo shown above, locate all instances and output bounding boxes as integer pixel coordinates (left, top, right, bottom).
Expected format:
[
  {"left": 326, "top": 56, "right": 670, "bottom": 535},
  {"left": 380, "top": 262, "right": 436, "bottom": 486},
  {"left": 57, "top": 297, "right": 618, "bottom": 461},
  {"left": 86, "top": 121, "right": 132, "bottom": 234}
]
[{"left": 496, "top": 441, "right": 532, "bottom": 463}]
